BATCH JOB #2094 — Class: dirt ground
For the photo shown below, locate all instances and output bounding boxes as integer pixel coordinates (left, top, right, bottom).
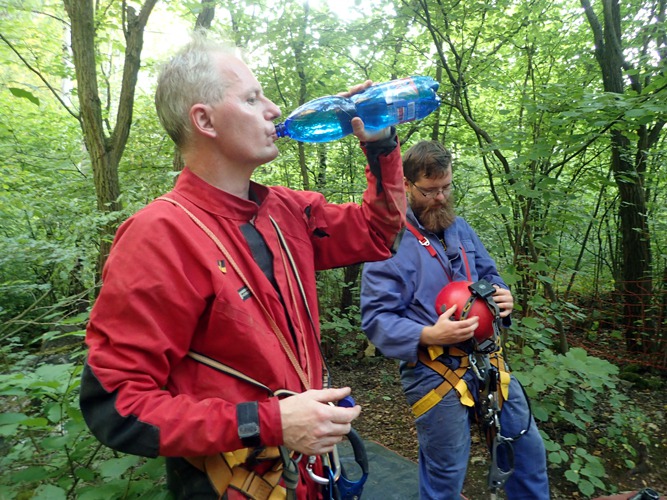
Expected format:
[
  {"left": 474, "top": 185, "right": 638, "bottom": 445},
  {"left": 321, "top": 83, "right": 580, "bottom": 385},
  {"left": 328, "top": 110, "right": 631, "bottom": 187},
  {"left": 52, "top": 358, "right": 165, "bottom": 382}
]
[{"left": 333, "top": 355, "right": 667, "bottom": 500}]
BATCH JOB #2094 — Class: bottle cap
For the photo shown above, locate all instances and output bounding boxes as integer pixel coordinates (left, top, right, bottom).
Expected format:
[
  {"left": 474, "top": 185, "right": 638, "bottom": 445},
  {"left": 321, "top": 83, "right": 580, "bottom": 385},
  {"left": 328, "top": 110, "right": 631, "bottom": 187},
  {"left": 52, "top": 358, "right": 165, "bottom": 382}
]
[
  {"left": 274, "top": 122, "right": 287, "bottom": 138},
  {"left": 338, "top": 395, "right": 356, "bottom": 408}
]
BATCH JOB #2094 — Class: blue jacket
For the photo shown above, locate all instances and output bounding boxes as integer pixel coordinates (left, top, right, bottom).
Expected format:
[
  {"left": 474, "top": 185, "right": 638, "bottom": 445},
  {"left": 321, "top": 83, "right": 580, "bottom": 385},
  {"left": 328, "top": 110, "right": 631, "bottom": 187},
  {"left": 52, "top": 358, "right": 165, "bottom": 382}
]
[{"left": 360, "top": 208, "right": 509, "bottom": 364}]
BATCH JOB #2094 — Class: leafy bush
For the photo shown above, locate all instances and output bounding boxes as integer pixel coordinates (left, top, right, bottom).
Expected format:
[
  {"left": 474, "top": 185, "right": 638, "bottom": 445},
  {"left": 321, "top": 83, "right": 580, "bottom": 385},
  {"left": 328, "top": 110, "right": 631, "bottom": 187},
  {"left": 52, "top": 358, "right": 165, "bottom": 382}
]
[
  {"left": 511, "top": 317, "right": 651, "bottom": 498},
  {"left": 0, "top": 341, "right": 170, "bottom": 499}
]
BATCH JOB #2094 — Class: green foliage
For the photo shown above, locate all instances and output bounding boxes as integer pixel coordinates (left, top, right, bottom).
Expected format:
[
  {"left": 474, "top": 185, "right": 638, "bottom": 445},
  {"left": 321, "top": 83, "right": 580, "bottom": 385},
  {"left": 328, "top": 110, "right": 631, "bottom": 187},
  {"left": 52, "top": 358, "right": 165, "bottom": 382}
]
[
  {"left": 0, "top": 340, "right": 170, "bottom": 499},
  {"left": 321, "top": 305, "right": 367, "bottom": 358},
  {"left": 1, "top": 0, "right": 666, "bottom": 498},
  {"left": 512, "top": 337, "right": 652, "bottom": 497}
]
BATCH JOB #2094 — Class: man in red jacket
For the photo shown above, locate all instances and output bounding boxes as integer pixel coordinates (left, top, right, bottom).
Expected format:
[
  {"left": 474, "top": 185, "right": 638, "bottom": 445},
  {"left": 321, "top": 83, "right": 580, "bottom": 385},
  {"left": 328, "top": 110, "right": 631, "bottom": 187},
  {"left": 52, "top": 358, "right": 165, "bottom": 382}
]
[{"left": 79, "top": 33, "right": 406, "bottom": 499}]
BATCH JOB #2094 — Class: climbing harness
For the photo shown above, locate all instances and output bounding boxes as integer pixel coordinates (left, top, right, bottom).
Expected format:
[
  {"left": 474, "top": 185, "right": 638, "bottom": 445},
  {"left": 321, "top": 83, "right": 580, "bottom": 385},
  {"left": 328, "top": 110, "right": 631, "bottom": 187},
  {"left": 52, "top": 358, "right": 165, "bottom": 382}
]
[
  {"left": 158, "top": 197, "right": 369, "bottom": 499},
  {"left": 406, "top": 220, "right": 532, "bottom": 498}
]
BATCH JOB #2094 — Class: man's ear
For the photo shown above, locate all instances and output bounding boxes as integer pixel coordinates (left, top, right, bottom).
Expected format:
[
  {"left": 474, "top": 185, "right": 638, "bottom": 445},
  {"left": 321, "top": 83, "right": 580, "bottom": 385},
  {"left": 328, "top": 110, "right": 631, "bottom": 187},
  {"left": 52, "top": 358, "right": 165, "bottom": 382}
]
[
  {"left": 403, "top": 177, "right": 411, "bottom": 191},
  {"left": 190, "top": 103, "right": 216, "bottom": 139}
]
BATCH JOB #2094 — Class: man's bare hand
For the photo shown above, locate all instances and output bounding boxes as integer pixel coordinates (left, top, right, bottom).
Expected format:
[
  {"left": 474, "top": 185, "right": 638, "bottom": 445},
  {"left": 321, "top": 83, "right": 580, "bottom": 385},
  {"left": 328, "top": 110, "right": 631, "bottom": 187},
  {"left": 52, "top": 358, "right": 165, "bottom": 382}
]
[
  {"left": 492, "top": 286, "right": 514, "bottom": 318},
  {"left": 420, "top": 304, "right": 477, "bottom": 346},
  {"left": 337, "top": 80, "right": 392, "bottom": 143},
  {"left": 279, "top": 387, "right": 361, "bottom": 456}
]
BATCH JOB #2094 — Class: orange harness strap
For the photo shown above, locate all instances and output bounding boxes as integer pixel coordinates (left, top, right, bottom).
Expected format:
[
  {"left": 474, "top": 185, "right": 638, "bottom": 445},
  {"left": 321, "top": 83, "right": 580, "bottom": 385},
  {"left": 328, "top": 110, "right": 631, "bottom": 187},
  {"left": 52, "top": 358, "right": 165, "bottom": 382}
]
[{"left": 185, "top": 448, "right": 286, "bottom": 500}]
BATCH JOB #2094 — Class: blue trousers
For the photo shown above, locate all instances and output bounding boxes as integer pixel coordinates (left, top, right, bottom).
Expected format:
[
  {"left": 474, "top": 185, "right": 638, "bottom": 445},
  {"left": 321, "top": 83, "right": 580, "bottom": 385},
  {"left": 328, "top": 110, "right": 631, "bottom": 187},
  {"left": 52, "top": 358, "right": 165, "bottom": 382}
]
[{"left": 401, "top": 361, "right": 550, "bottom": 500}]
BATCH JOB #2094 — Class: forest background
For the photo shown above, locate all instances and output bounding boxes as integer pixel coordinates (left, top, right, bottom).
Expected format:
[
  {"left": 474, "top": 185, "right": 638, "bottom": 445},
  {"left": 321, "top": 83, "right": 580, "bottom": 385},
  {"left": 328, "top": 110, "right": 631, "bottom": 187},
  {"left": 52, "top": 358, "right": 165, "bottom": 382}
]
[{"left": 0, "top": 0, "right": 666, "bottom": 498}]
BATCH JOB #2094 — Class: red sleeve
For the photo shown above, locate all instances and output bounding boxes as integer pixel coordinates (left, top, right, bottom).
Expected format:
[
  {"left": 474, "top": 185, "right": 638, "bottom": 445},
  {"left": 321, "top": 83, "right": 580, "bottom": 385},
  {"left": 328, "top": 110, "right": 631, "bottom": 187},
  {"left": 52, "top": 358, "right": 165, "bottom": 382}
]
[{"left": 307, "top": 141, "right": 406, "bottom": 270}]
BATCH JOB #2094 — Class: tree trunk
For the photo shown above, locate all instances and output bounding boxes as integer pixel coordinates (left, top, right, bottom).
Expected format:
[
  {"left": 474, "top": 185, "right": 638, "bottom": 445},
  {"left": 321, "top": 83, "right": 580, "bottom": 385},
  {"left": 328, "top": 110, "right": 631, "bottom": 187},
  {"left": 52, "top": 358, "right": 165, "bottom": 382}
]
[
  {"left": 580, "top": 0, "right": 653, "bottom": 352},
  {"left": 63, "top": 0, "right": 158, "bottom": 277},
  {"left": 340, "top": 264, "right": 362, "bottom": 313}
]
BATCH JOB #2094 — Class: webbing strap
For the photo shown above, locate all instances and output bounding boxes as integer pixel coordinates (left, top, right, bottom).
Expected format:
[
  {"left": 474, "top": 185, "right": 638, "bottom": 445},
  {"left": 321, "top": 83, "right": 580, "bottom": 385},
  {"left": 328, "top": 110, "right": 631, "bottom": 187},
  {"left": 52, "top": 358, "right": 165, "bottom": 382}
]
[
  {"left": 411, "top": 350, "right": 474, "bottom": 417},
  {"left": 405, "top": 221, "right": 472, "bottom": 282},
  {"left": 411, "top": 349, "right": 511, "bottom": 417},
  {"left": 157, "top": 196, "right": 311, "bottom": 391},
  {"left": 489, "top": 351, "right": 510, "bottom": 403},
  {"left": 186, "top": 449, "right": 287, "bottom": 500},
  {"left": 187, "top": 351, "right": 298, "bottom": 399}
]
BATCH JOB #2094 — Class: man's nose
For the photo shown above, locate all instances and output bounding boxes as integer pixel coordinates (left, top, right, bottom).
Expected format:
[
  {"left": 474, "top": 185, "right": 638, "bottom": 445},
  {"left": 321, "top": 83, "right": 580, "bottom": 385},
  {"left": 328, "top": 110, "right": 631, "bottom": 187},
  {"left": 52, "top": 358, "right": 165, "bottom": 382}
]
[{"left": 266, "top": 99, "right": 281, "bottom": 120}]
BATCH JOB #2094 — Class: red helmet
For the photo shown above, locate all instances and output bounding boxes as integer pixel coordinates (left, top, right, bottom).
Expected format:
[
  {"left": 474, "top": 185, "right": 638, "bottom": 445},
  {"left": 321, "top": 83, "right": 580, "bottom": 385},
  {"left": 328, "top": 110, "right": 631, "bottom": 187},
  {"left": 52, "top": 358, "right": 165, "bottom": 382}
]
[{"left": 435, "top": 281, "right": 496, "bottom": 342}]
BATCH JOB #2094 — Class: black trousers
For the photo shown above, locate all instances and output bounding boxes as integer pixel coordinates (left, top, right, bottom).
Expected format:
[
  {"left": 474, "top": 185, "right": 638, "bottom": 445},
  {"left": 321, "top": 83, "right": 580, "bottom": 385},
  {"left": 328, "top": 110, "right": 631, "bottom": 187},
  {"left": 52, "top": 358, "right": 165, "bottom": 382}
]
[{"left": 166, "top": 457, "right": 226, "bottom": 499}]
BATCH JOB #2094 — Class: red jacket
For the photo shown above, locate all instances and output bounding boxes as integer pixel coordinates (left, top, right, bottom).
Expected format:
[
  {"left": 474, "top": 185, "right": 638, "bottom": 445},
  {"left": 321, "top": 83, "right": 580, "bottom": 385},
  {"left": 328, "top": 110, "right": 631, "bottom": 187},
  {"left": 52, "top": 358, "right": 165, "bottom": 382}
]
[{"left": 80, "top": 142, "right": 405, "bottom": 497}]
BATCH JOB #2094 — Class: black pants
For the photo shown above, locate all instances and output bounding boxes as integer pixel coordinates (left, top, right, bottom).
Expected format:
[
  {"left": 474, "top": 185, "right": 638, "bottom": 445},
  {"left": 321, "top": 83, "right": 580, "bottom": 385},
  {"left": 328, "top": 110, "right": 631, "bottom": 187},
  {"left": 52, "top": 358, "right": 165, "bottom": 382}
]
[{"left": 166, "top": 457, "right": 226, "bottom": 499}]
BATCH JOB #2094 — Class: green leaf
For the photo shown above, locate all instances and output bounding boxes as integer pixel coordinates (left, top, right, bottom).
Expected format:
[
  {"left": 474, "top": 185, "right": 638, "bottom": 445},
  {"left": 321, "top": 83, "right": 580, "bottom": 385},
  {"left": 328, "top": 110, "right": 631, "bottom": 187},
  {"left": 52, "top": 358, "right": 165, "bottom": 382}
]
[
  {"left": 531, "top": 404, "right": 549, "bottom": 422},
  {"left": 548, "top": 451, "right": 563, "bottom": 464},
  {"left": 77, "top": 479, "right": 128, "bottom": 499},
  {"left": 563, "top": 433, "right": 578, "bottom": 446},
  {"left": 542, "top": 438, "right": 560, "bottom": 452},
  {"left": 46, "top": 403, "right": 64, "bottom": 423},
  {"left": 578, "top": 478, "right": 595, "bottom": 496},
  {"left": 564, "top": 469, "right": 579, "bottom": 483},
  {"left": 21, "top": 417, "right": 49, "bottom": 428},
  {"left": 75, "top": 467, "right": 96, "bottom": 481},
  {"left": 590, "top": 475, "right": 606, "bottom": 489},
  {"left": 134, "top": 457, "right": 166, "bottom": 479},
  {"left": 33, "top": 484, "right": 67, "bottom": 499},
  {"left": 9, "top": 87, "right": 40, "bottom": 106},
  {"left": 0, "top": 424, "right": 18, "bottom": 437},
  {"left": 0, "top": 412, "right": 28, "bottom": 425},
  {"left": 520, "top": 317, "right": 542, "bottom": 329},
  {"left": 11, "top": 465, "right": 52, "bottom": 482},
  {"left": 98, "top": 455, "right": 141, "bottom": 480},
  {"left": 41, "top": 435, "right": 70, "bottom": 450}
]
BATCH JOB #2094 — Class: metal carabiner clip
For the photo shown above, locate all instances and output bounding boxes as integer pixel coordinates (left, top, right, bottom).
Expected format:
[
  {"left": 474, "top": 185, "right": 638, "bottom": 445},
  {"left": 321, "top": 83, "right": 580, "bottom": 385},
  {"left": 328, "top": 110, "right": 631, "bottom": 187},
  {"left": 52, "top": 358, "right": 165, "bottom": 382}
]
[
  {"left": 306, "top": 446, "right": 342, "bottom": 486},
  {"left": 488, "top": 434, "right": 515, "bottom": 490}
]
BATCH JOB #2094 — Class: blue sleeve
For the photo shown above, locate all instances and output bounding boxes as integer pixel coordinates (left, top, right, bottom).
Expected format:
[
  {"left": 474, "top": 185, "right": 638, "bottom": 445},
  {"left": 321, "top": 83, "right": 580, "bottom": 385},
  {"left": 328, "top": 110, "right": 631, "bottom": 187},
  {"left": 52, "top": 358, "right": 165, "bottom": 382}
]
[
  {"left": 360, "top": 258, "right": 426, "bottom": 364},
  {"left": 458, "top": 220, "right": 507, "bottom": 289},
  {"left": 458, "top": 220, "right": 512, "bottom": 327}
]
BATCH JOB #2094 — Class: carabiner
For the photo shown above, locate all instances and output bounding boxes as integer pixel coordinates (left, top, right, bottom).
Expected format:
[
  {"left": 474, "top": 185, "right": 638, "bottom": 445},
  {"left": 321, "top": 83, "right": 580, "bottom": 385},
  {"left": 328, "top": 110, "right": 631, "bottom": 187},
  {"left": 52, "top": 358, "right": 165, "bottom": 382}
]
[
  {"left": 306, "top": 446, "right": 342, "bottom": 485},
  {"left": 488, "top": 434, "right": 515, "bottom": 490},
  {"left": 307, "top": 455, "right": 329, "bottom": 485}
]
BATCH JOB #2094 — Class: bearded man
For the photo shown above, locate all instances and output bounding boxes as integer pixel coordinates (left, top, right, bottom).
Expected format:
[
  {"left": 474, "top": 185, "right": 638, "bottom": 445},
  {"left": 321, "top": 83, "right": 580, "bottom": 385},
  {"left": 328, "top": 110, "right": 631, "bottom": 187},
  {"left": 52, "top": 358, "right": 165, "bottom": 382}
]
[{"left": 360, "top": 140, "right": 550, "bottom": 500}]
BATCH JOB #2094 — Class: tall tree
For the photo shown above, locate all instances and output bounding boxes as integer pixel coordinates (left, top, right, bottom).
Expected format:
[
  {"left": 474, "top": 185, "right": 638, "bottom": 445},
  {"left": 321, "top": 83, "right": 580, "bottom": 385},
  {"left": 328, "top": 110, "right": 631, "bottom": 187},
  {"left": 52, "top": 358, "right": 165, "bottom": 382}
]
[
  {"left": 580, "top": 0, "right": 666, "bottom": 350},
  {"left": 63, "top": 0, "right": 158, "bottom": 275}
]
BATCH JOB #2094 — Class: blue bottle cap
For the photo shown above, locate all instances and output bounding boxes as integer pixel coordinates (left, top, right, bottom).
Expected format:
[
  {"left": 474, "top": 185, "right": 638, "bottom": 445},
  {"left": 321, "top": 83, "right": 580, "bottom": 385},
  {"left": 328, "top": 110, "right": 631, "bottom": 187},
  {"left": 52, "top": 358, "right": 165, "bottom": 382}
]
[{"left": 338, "top": 395, "right": 356, "bottom": 408}]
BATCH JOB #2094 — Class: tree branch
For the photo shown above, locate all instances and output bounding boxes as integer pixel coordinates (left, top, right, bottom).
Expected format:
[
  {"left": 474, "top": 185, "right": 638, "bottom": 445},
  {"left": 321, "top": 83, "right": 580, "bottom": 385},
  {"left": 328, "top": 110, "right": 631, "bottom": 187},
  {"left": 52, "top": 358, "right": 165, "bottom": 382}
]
[{"left": 0, "top": 33, "right": 79, "bottom": 120}]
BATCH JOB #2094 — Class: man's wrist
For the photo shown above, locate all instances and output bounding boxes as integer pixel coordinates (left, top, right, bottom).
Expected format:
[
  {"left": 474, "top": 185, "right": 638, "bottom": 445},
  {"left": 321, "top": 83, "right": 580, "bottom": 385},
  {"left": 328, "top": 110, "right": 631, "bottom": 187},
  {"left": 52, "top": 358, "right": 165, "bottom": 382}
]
[{"left": 361, "top": 126, "right": 397, "bottom": 152}]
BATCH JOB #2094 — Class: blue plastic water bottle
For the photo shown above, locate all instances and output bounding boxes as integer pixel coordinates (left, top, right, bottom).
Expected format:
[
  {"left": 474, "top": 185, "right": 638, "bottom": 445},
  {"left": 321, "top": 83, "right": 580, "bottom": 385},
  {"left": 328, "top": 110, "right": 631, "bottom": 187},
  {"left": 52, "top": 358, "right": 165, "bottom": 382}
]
[{"left": 275, "top": 76, "right": 441, "bottom": 143}]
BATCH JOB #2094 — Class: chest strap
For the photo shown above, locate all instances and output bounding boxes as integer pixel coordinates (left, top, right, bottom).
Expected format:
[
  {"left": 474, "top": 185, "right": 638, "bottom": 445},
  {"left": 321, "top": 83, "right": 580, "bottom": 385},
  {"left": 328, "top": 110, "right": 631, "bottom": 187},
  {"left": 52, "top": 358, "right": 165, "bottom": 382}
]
[
  {"left": 405, "top": 221, "right": 472, "bottom": 281},
  {"left": 410, "top": 348, "right": 510, "bottom": 418}
]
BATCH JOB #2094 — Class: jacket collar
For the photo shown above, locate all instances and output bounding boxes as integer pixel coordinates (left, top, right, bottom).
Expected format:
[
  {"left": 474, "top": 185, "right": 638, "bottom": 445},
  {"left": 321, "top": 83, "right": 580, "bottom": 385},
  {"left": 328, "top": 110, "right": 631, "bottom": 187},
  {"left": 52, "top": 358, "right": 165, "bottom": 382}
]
[{"left": 172, "top": 167, "right": 270, "bottom": 222}]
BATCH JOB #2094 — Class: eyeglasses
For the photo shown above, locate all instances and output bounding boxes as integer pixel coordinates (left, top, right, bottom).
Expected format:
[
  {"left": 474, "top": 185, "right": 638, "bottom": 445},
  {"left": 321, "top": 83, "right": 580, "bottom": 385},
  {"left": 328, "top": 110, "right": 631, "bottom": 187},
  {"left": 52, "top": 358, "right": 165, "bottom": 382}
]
[{"left": 410, "top": 181, "right": 454, "bottom": 198}]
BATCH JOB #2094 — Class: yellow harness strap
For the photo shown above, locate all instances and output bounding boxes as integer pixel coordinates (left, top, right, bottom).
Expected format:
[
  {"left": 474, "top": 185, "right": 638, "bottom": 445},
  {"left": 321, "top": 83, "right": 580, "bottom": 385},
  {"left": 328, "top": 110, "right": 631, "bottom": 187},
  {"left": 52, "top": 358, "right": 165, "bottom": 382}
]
[
  {"left": 186, "top": 447, "right": 287, "bottom": 500},
  {"left": 411, "top": 347, "right": 474, "bottom": 417},
  {"left": 410, "top": 347, "right": 511, "bottom": 418}
]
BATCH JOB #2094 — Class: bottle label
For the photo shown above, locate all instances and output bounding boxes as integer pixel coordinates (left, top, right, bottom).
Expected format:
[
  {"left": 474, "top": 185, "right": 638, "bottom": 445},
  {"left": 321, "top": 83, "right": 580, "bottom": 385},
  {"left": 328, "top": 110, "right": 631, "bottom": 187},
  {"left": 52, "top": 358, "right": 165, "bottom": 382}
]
[
  {"left": 386, "top": 99, "right": 417, "bottom": 123},
  {"left": 385, "top": 80, "right": 419, "bottom": 123}
]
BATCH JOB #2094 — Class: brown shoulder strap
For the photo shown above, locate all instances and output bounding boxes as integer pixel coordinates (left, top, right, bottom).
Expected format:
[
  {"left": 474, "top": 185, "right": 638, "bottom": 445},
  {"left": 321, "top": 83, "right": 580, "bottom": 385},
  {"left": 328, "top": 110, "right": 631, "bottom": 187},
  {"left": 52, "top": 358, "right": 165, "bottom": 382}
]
[{"left": 156, "top": 196, "right": 310, "bottom": 391}]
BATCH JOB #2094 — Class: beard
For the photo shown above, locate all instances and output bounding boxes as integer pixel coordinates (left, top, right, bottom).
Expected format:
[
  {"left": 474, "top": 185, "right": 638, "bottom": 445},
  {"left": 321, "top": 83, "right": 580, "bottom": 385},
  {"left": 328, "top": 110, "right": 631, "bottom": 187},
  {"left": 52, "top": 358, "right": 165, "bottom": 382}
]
[{"left": 410, "top": 193, "right": 456, "bottom": 233}]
